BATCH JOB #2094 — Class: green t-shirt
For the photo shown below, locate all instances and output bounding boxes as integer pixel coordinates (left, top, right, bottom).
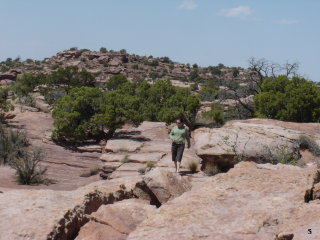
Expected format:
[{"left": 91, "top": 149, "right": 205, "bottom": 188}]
[{"left": 169, "top": 126, "right": 189, "bottom": 144}]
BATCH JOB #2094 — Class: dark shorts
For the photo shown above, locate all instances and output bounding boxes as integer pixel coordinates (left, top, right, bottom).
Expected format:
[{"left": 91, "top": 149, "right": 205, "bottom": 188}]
[{"left": 171, "top": 142, "right": 185, "bottom": 162}]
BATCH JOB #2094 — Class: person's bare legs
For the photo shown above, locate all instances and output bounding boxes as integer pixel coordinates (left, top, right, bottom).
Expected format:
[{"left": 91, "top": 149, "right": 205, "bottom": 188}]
[
  {"left": 174, "top": 161, "right": 177, "bottom": 172},
  {"left": 177, "top": 161, "right": 181, "bottom": 173}
]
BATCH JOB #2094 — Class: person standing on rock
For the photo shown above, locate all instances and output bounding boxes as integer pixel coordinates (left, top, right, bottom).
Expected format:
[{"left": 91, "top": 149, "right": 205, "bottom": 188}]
[{"left": 169, "top": 118, "right": 190, "bottom": 173}]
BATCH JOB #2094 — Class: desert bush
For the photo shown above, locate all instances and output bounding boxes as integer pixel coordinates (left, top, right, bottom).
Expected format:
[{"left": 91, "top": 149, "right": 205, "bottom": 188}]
[
  {"left": 262, "top": 144, "right": 300, "bottom": 165},
  {"left": 10, "top": 148, "right": 47, "bottom": 185},
  {"left": 121, "top": 155, "right": 129, "bottom": 163},
  {"left": 201, "top": 103, "right": 225, "bottom": 126},
  {"left": 105, "top": 74, "right": 129, "bottom": 91},
  {"left": 144, "top": 60, "right": 159, "bottom": 67},
  {"left": 41, "top": 87, "right": 67, "bottom": 105},
  {"left": 0, "top": 125, "right": 29, "bottom": 165},
  {"left": 14, "top": 73, "right": 46, "bottom": 97},
  {"left": 137, "top": 168, "right": 146, "bottom": 175},
  {"left": 47, "top": 66, "right": 95, "bottom": 90},
  {"left": 254, "top": 76, "right": 320, "bottom": 122},
  {"left": 162, "top": 57, "right": 171, "bottom": 63},
  {"left": 297, "top": 135, "right": 320, "bottom": 156},
  {"left": 188, "top": 161, "right": 198, "bottom": 173},
  {"left": 100, "top": 47, "right": 108, "bottom": 53},
  {"left": 18, "top": 94, "right": 36, "bottom": 108},
  {"left": 120, "top": 49, "right": 127, "bottom": 54},
  {"left": 0, "top": 87, "right": 14, "bottom": 120},
  {"left": 199, "top": 87, "right": 218, "bottom": 101},
  {"left": 271, "top": 145, "right": 300, "bottom": 165},
  {"left": 80, "top": 167, "right": 100, "bottom": 177},
  {"left": 146, "top": 161, "right": 155, "bottom": 168}
]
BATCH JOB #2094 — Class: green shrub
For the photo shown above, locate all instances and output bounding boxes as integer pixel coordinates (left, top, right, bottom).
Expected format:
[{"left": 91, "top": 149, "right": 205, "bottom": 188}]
[
  {"left": 100, "top": 47, "right": 108, "bottom": 53},
  {"left": 254, "top": 76, "right": 320, "bottom": 122},
  {"left": 10, "top": 148, "right": 47, "bottom": 185},
  {"left": 146, "top": 161, "right": 155, "bottom": 168},
  {"left": 298, "top": 135, "right": 320, "bottom": 156},
  {"left": 14, "top": 73, "right": 45, "bottom": 97},
  {"left": 47, "top": 66, "right": 95, "bottom": 89},
  {"left": 120, "top": 49, "right": 127, "bottom": 54},
  {"left": 137, "top": 168, "right": 146, "bottom": 175},
  {"left": 105, "top": 74, "right": 129, "bottom": 91},
  {"left": 0, "top": 125, "right": 29, "bottom": 165},
  {"left": 188, "top": 162, "right": 198, "bottom": 173},
  {"left": 144, "top": 60, "right": 159, "bottom": 67},
  {"left": 18, "top": 94, "right": 36, "bottom": 108},
  {"left": 0, "top": 87, "right": 14, "bottom": 120},
  {"left": 201, "top": 103, "right": 225, "bottom": 126},
  {"left": 162, "top": 57, "right": 171, "bottom": 63},
  {"left": 269, "top": 145, "right": 300, "bottom": 165}
]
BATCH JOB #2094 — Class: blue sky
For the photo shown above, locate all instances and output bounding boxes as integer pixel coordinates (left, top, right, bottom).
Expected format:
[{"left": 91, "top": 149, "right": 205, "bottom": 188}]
[{"left": 1, "top": 0, "right": 319, "bottom": 81}]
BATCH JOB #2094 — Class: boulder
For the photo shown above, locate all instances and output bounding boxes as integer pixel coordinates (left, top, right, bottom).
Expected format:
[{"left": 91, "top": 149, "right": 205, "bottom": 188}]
[
  {"left": 0, "top": 69, "right": 21, "bottom": 80},
  {"left": 194, "top": 120, "right": 303, "bottom": 170},
  {"left": 57, "top": 50, "right": 82, "bottom": 59},
  {"left": 127, "top": 162, "right": 320, "bottom": 240},
  {"left": 108, "top": 58, "right": 123, "bottom": 66},
  {"left": 143, "top": 167, "right": 192, "bottom": 204}
]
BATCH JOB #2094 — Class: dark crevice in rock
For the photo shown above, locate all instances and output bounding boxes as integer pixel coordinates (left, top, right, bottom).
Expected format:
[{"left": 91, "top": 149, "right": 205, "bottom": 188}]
[
  {"left": 46, "top": 180, "right": 162, "bottom": 240},
  {"left": 133, "top": 181, "right": 162, "bottom": 208},
  {"left": 304, "top": 170, "right": 320, "bottom": 203},
  {"left": 46, "top": 188, "right": 136, "bottom": 240},
  {"left": 42, "top": 160, "right": 88, "bottom": 169}
]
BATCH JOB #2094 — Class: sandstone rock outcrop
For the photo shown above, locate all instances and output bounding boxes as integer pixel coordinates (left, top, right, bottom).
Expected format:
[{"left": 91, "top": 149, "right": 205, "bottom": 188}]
[
  {"left": 0, "top": 176, "right": 144, "bottom": 240},
  {"left": 194, "top": 119, "right": 308, "bottom": 170},
  {"left": 127, "top": 162, "right": 320, "bottom": 240}
]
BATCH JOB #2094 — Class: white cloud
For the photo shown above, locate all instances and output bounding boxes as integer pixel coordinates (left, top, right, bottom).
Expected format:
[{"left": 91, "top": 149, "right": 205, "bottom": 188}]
[
  {"left": 279, "top": 18, "right": 299, "bottom": 25},
  {"left": 178, "top": 0, "right": 197, "bottom": 10},
  {"left": 218, "top": 6, "right": 253, "bottom": 18}
]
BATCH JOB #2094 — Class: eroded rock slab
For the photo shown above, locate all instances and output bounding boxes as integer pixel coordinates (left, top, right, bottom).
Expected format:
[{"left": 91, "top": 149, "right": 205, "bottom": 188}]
[
  {"left": 127, "top": 162, "right": 320, "bottom": 240},
  {"left": 76, "top": 199, "right": 156, "bottom": 240},
  {"left": 0, "top": 176, "right": 144, "bottom": 240},
  {"left": 194, "top": 120, "right": 304, "bottom": 170}
]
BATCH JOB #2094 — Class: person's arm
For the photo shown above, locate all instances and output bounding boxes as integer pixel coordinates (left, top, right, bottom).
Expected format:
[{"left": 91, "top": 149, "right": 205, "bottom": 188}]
[
  {"left": 186, "top": 128, "right": 191, "bottom": 148},
  {"left": 169, "top": 127, "right": 175, "bottom": 141}
]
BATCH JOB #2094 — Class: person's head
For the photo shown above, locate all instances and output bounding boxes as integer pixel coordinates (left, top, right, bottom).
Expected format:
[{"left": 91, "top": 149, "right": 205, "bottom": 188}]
[{"left": 176, "top": 118, "right": 184, "bottom": 127}]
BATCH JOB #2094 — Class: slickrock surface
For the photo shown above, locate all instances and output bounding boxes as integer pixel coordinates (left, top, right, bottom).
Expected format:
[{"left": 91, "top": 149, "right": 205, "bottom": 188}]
[
  {"left": 100, "top": 121, "right": 202, "bottom": 179},
  {"left": 127, "top": 162, "right": 320, "bottom": 240},
  {"left": 0, "top": 176, "right": 144, "bottom": 240}
]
